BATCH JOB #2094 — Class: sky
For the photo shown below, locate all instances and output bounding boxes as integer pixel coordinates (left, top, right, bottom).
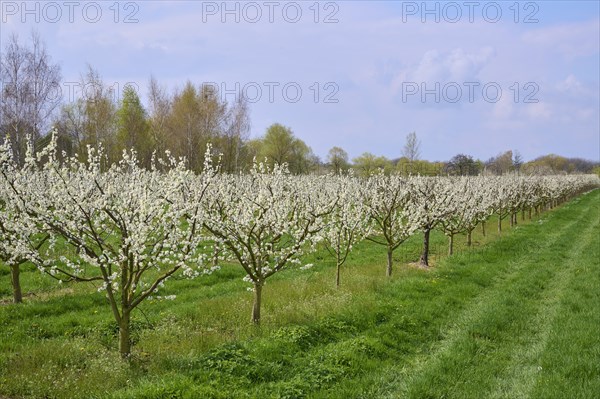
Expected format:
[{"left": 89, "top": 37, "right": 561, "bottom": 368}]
[{"left": 1, "top": 0, "right": 599, "bottom": 162}]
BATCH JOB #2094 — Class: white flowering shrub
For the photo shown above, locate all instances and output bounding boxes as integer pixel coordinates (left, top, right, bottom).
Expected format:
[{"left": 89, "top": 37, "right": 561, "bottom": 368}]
[
  {"left": 437, "top": 177, "right": 494, "bottom": 254},
  {"left": 363, "top": 173, "right": 419, "bottom": 276},
  {"left": 202, "top": 162, "right": 334, "bottom": 324},
  {"left": 321, "top": 173, "right": 372, "bottom": 286},
  {"left": 0, "top": 134, "right": 217, "bottom": 357},
  {"left": 412, "top": 177, "right": 458, "bottom": 267},
  {"left": 0, "top": 139, "right": 52, "bottom": 303}
]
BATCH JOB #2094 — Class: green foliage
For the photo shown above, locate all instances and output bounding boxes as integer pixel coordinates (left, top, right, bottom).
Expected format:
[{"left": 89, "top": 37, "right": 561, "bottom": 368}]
[
  {"left": 326, "top": 146, "right": 350, "bottom": 174},
  {"left": 255, "top": 123, "right": 318, "bottom": 174},
  {"left": 115, "top": 85, "right": 152, "bottom": 167},
  {"left": 352, "top": 152, "right": 393, "bottom": 176},
  {"left": 522, "top": 154, "right": 599, "bottom": 175},
  {"left": 445, "top": 153, "right": 482, "bottom": 176},
  {"left": 486, "top": 150, "right": 515, "bottom": 175},
  {"left": 200, "top": 343, "right": 260, "bottom": 380},
  {"left": 271, "top": 325, "right": 313, "bottom": 348},
  {"left": 396, "top": 158, "right": 444, "bottom": 176}
]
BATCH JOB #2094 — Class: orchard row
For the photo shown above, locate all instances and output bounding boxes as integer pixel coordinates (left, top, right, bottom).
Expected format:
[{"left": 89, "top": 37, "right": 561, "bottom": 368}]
[{"left": 1, "top": 136, "right": 598, "bottom": 358}]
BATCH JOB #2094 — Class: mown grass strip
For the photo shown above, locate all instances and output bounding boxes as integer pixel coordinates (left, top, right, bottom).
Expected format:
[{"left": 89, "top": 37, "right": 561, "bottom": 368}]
[
  {"left": 346, "top": 190, "right": 599, "bottom": 399},
  {"left": 394, "top": 193, "right": 597, "bottom": 398}
]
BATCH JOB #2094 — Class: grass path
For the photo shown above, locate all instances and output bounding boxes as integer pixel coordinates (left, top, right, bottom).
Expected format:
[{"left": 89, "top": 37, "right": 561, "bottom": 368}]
[{"left": 365, "top": 191, "right": 599, "bottom": 399}]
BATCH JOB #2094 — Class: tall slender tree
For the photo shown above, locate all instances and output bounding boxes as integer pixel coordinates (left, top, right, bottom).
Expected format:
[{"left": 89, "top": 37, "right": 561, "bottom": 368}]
[
  {"left": 402, "top": 131, "right": 421, "bottom": 174},
  {"left": 326, "top": 146, "right": 350, "bottom": 175},
  {"left": 115, "top": 85, "right": 151, "bottom": 168},
  {"left": 0, "top": 32, "right": 61, "bottom": 164}
]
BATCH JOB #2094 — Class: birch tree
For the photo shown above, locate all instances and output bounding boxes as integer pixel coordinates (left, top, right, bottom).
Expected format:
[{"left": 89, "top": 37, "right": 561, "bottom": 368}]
[{"left": 0, "top": 32, "right": 61, "bottom": 164}]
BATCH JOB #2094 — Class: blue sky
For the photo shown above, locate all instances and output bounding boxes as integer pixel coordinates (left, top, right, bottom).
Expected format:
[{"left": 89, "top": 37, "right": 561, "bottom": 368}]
[{"left": 1, "top": 1, "right": 599, "bottom": 162}]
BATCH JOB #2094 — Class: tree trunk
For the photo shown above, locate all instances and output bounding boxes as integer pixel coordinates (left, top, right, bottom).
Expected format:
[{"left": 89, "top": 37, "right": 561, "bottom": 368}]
[
  {"left": 386, "top": 248, "right": 393, "bottom": 277},
  {"left": 419, "top": 229, "right": 430, "bottom": 267},
  {"left": 212, "top": 245, "right": 219, "bottom": 266},
  {"left": 336, "top": 255, "right": 341, "bottom": 287},
  {"left": 498, "top": 216, "right": 502, "bottom": 233},
  {"left": 252, "top": 283, "right": 263, "bottom": 324},
  {"left": 448, "top": 234, "right": 454, "bottom": 256},
  {"left": 528, "top": 208, "right": 532, "bottom": 220},
  {"left": 521, "top": 209, "right": 525, "bottom": 221},
  {"left": 10, "top": 263, "right": 23, "bottom": 304},
  {"left": 467, "top": 229, "right": 472, "bottom": 246},
  {"left": 119, "top": 310, "right": 131, "bottom": 359},
  {"left": 509, "top": 214, "right": 514, "bottom": 227},
  {"left": 481, "top": 221, "right": 486, "bottom": 237}
]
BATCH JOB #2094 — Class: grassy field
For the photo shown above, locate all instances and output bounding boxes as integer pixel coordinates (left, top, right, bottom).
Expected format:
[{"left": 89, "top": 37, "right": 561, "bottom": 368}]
[{"left": 1, "top": 190, "right": 598, "bottom": 399}]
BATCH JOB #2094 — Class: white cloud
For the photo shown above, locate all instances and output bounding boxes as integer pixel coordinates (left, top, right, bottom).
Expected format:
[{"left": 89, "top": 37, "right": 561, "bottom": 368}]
[
  {"left": 492, "top": 94, "right": 515, "bottom": 120},
  {"left": 525, "top": 102, "right": 552, "bottom": 120},
  {"left": 557, "top": 74, "right": 583, "bottom": 93},
  {"left": 394, "top": 47, "right": 495, "bottom": 86},
  {"left": 522, "top": 19, "right": 600, "bottom": 59}
]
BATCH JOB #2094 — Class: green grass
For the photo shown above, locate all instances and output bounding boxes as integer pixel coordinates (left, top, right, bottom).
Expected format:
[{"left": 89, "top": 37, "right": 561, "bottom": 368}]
[{"left": 0, "top": 191, "right": 598, "bottom": 398}]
